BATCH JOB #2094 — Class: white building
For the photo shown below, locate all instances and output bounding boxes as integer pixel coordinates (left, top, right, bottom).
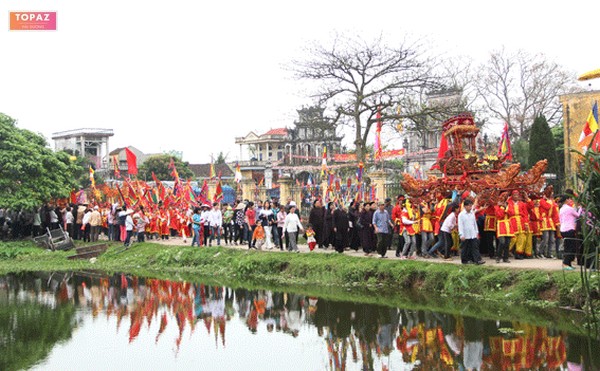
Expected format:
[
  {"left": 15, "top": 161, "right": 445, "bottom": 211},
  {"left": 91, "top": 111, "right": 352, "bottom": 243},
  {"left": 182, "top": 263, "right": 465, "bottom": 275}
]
[{"left": 52, "top": 128, "right": 114, "bottom": 170}]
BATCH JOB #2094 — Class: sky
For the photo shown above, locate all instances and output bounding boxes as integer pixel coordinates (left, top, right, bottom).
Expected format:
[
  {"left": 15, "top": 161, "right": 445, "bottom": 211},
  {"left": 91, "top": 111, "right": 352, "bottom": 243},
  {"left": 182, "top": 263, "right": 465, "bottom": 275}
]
[{"left": 1, "top": 0, "right": 598, "bottom": 164}]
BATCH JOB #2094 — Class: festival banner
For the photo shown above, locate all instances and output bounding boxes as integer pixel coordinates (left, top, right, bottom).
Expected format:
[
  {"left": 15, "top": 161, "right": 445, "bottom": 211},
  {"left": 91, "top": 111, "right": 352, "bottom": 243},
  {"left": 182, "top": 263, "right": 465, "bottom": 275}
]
[
  {"left": 89, "top": 166, "right": 95, "bottom": 187},
  {"left": 375, "top": 106, "right": 382, "bottom": 161},
  {"left": 234, "top": 162, "right": 242, "bottom": 183},
  {"left": 497, "top": 123, "right": 513, "bottom": 161},
  {"left": 321, "top": 146, "right": 328, "bottom": 175},
  {"left": 333, "top": 149, "right": 405, "bottom": 162},
  {"left": 578, "top": 101, "right": 599, "bottom": 152}
]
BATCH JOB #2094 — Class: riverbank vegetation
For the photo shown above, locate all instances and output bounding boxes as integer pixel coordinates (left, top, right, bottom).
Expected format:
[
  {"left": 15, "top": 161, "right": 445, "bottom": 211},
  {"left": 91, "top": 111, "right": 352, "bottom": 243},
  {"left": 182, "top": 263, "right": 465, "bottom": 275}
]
[{"left": 1, "top": 240, "right": 598, "bottom": 334}]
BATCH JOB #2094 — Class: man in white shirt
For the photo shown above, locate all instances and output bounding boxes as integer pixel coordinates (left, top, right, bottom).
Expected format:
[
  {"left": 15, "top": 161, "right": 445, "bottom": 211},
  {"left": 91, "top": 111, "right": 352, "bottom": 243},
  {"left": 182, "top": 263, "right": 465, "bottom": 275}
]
[
  {"left": 283, "top": 204, "right": 304, "bottom": 252},
  {"left": 458, "top": 199, "right": 485, "bottom": 265},
  {"left": 208, "top": 202, "right": 222, "bottom": 246},
  {"left": 124, "top": 209, "right": 135, "bottom": 247}
]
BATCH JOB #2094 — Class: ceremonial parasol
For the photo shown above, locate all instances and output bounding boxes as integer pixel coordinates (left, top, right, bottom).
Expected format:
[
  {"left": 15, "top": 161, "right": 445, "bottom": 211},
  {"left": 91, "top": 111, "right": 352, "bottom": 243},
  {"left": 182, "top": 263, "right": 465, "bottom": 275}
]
[{"left": 578, "top": 68, "right": 600, "bottom": 81}]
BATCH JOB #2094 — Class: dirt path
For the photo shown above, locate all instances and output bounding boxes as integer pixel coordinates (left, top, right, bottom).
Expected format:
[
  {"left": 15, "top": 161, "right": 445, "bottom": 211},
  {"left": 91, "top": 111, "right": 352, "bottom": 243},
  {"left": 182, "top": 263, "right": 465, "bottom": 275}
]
[{"left": 143, "top": 236, "right": 569, "bottom": 272}]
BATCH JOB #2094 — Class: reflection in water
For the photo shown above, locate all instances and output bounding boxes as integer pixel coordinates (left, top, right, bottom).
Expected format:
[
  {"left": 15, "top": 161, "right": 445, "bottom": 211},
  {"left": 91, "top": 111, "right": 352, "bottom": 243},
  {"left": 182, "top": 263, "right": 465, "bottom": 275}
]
[{"left": 1, "top": 272, "right": 599, "bottom": 370}]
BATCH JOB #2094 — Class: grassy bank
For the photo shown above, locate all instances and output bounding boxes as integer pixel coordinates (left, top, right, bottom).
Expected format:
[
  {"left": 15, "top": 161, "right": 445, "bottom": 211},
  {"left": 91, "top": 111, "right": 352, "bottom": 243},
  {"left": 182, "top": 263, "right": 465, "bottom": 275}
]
[{"left": 0, "top": 240, "right": 597, "bottom": 333}]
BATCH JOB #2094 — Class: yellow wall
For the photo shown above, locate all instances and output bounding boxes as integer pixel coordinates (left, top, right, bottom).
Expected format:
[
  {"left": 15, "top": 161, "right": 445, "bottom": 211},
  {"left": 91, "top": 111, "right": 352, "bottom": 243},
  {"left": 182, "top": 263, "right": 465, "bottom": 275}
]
[{"left": 560, "top": 90, "right": 600, "bottom": 188}]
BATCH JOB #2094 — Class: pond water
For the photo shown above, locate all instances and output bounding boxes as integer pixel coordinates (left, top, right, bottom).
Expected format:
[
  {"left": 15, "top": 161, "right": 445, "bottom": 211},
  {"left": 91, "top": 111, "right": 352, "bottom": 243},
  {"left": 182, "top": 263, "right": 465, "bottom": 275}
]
[{"left": 1, "top": 272, "right": 598, "bottom": 371}]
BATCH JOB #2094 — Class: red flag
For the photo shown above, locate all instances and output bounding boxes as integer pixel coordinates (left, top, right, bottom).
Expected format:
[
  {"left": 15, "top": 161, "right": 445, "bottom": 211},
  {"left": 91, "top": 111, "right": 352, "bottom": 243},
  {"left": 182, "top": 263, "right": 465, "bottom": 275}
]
[
  {"left": 197, "top": 180, "right": 210, "bottom": 205},
  {"left": 430, "top": 134, "right": 449, "bottom": 170},
  {"left": 70, "top": 190, "right": 78, "bottom": 204},
  {"left": 214, "top": 181, "right": 223, "bottom": 203},
  {"left": 125, "top": 148, "right": 138, "bottom": 175}
]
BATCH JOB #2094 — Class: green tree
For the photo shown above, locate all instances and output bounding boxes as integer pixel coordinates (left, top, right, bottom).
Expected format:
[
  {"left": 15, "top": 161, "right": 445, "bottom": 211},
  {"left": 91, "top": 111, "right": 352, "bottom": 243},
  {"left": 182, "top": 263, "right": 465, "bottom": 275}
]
[
  {"left": 215, "top": 151, "right": 228, "bottom": 164},
  {"left": 528, "top": 115, "right": 558, "bottom": 175},
  {"left": 61, "top": 148, "right": 104, "bottom": 189},
  {"left": 138, "top": 154, "right": 194, "bottom": 181},
  {"left": 0, "top": 113, "right": 84, "bottom": 210},
  {"left": 512, "top": 138, "right": 529, "bottom": 169}
]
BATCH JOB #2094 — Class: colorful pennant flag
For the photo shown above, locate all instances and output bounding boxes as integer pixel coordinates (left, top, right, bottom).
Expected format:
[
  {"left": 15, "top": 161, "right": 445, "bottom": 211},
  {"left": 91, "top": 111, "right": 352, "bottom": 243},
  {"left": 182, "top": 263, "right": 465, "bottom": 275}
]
[
  {"left": 234, "top": 162, "right": 242, "bottom": 183},
  {"left": 89, "top": 166, "right": 95, "bottom": 187},
  {"left": 168, "top": 158, "right": 182, "bottom": 195},
  {"left": 497, "top": 122, "right": 513, "bottom": 161},
  {"left": 151, "top": 172, "right": 166, "bottom": 202},
  {"left": 209, "top": 162, "right": 216, "bottom": 179},
  {"left": 113, "top": 155, "right": 121, "bottom": 179},
  {"left": 578, "top": 101, "right": 599, "bottom": 152},
  {"left": 321, "top": 146, "right": 327, "bottom": 176}
]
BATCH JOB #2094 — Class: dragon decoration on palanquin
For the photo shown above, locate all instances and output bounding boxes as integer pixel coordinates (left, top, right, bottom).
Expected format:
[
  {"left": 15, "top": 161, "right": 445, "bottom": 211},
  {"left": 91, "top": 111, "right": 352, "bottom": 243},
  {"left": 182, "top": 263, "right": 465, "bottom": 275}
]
[{"left": 400, "top": 113, "right": 548, "bottom": 205}]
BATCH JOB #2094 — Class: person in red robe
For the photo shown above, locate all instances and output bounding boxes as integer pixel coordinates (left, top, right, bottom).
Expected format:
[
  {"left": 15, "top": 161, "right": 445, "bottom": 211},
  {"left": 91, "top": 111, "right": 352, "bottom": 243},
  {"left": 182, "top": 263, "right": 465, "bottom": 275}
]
[
  {"left": 506, "top": 190, "right": 530, "bottom": 259},
  {"left": 495, "top": 196, "right": 513, "bottom": 263}
]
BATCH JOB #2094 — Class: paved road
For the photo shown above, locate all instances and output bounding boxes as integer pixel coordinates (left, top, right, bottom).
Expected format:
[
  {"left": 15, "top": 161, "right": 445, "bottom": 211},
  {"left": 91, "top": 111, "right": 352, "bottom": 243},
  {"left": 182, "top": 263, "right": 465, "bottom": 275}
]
[{"left": 145, "top": 237, "right": 570, "bottom": 272}]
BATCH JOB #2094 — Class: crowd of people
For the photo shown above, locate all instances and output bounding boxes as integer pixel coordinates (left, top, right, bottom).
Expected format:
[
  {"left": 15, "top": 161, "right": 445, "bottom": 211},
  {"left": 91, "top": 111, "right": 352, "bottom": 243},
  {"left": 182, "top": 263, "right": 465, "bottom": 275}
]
[
  {"left": 1, "top": 183, "right": 587, "bottom": 269},
  {"left": 304, "top": 185, "right": 584, "bottom": 269}
]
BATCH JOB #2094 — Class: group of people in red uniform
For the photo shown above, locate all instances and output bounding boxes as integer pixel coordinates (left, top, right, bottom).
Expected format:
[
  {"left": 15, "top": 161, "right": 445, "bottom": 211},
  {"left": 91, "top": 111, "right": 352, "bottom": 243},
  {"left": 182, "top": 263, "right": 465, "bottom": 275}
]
[{"left": 388, "top": 185, "right": 562, "bottom": 263}]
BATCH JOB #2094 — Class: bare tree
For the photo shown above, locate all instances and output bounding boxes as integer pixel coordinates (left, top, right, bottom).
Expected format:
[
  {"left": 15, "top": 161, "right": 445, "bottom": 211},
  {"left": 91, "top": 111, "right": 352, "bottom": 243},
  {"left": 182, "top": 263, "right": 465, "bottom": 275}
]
[
  {"left": 473, "top": 48, "right": 580, "bottom": 140},
  {"left": 292, "top": 34, "right": 441, "bottom": 162},
  {"left": 394, "top": 57, "right": 484, "bottom": 152}
]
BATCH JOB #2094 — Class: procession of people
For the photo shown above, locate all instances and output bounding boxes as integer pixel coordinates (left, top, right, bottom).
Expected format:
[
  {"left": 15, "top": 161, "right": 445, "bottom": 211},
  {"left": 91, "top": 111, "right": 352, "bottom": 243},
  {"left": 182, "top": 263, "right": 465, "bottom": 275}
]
[{"left": 3, "top": 178, "right": 584, "bottom": 272}]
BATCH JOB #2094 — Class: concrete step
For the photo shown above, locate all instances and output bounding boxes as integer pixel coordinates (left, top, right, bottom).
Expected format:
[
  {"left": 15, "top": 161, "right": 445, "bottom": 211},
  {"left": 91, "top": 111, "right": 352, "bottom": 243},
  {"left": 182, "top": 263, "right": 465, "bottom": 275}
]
[
  {"left": 67, "top": 250, "right": 105, "bottom": 260},
  {"left": 68, "top": 245, "right": 108, "bottom": 260},
  {"left": 75, "top": 243, "right": 108, "bottom": 254}
]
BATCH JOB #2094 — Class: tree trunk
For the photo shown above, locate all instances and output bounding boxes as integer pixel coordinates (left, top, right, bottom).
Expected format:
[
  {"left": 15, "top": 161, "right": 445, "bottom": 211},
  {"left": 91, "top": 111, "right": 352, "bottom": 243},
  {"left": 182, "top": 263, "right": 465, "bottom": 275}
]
[{"left": 354, "top": 115, "right": 365, "bottom": 163}]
